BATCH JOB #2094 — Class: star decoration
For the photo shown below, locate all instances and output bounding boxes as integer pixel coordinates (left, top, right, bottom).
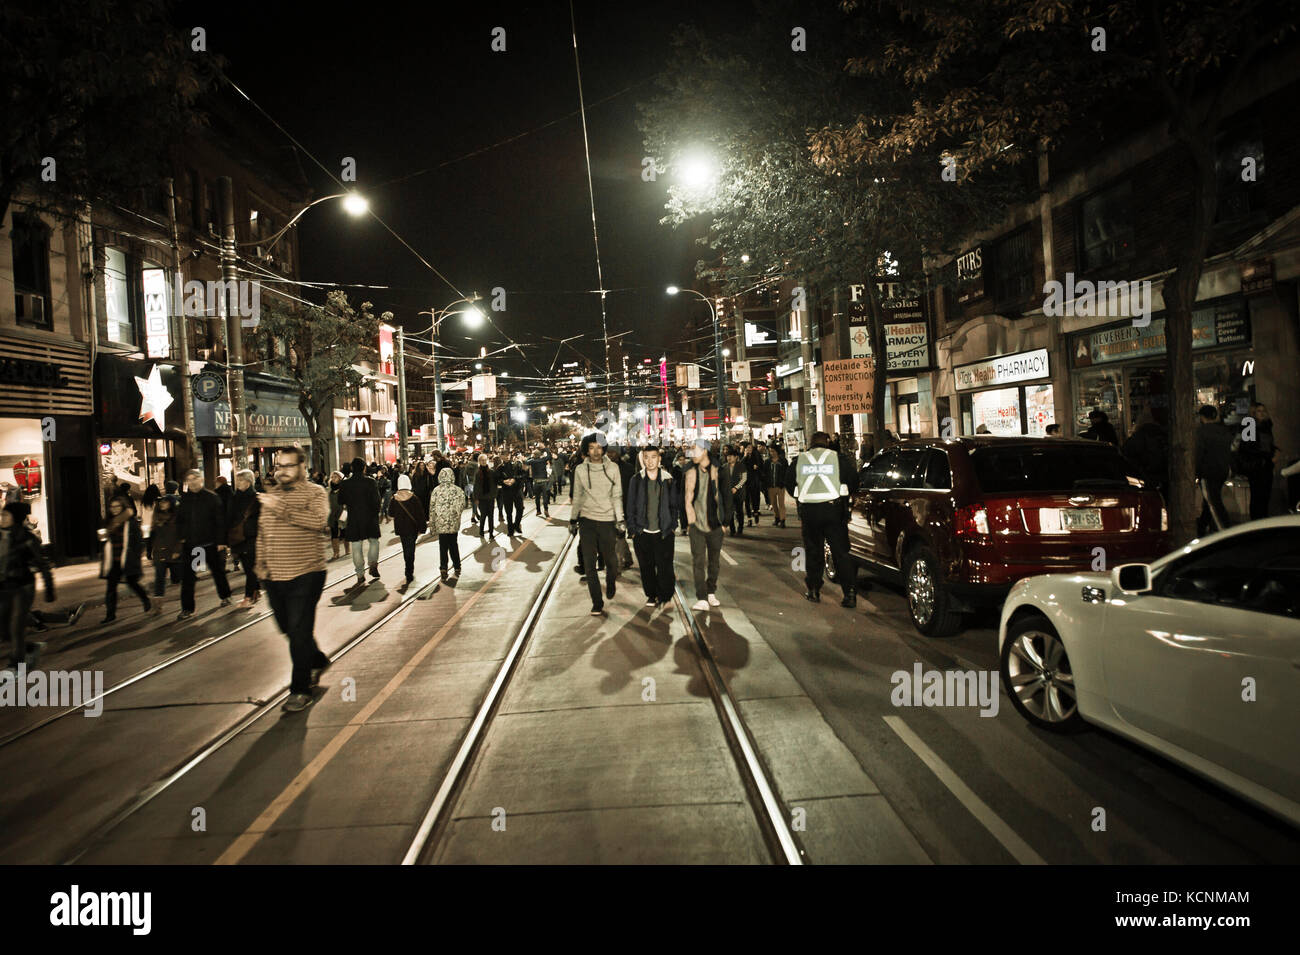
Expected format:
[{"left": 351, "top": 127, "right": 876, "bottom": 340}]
[{"left": 135, "top": 364, "right": 173, "bottom": 431}]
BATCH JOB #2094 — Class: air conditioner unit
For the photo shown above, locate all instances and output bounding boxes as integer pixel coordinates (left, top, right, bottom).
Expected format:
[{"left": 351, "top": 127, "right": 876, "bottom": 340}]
[{"left": 15, "top": 292, "right": 47, "bottom": 324}]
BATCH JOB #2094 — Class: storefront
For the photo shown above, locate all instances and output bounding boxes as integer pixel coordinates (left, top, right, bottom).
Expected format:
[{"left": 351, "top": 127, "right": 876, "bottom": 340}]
[
  {"left": 1, "top": 333, "right": 97, "bottom": 559},
  {"left": 193, "top": 372, "right": 310, "bottom": 480},
  {"left": 1069, "top": 296, "right": 1254, "bottom": 437},
  {"left": 953, "top": 347, "right": 1056, "bottom": 437},
  {"left": 93, "top": 353, "right": 188, "bottom": 513}
]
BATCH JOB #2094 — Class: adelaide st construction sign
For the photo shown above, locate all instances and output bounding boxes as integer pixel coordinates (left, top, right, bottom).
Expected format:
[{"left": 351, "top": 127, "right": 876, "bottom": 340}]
[{"left": 823, "top": 357, "right": 874, "bottom": 416}]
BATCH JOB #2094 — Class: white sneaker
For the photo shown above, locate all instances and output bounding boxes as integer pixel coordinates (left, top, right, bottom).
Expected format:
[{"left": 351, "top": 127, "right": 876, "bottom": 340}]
[
  {"left": 692, "top": 599, "right": 709, "bottom": 611},
  {"left": 707, "top": 593, "right": 721, "bottom": 607}
]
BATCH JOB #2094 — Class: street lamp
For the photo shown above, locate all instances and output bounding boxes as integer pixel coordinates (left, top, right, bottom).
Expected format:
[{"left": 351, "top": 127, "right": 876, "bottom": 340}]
[
  {"left": 415, "top": 295, "right": 484, "bottom": 456},
  {"left": 668, "top": 285, "right": 726, "bottom": 439}
]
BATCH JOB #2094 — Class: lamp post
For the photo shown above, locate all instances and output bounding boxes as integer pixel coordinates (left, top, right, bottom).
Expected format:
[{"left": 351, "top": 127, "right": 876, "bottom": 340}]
[
  {"left": 415, "top": 296, "right": 484, "bottom": 453},
  {"left": 668, "top": 285, "right": 725, "bottom": 440}
]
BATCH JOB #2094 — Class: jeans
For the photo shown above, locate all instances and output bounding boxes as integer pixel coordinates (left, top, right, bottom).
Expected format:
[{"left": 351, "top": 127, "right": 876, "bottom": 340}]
[
  {"left": 800, "top": 502, "right": 854, "bottom": 595},
  {"left": 633, "top": 530, "right": 675, "bottom": 602},
  {"left": 438, "top": 533, "right": 461, "bottom": 573},
  {"left": 533, "top": 480, "right": 551, "bottom": 514},
  {"left": 351, "top": 537, "right": 379, "bottom": 578},
  {"left": 2, "top": 583, "right": 36, "bottom": 666},
  {"left": 688, "top": 525, "right": 724, "bottom": 600},
  {"left": 153, "top": 559, "right": 176, "bottom": 597},
  {"left": 400, "top": 534, "right": 417, "bottom": 581},
  {"left": 234, "top": 541, "right": 260, "bottom": 598},
  {"left": 105, "top": 569, "right": 150, "bottom": 616},
  {"left": 579, "top": 518, "right": 619, "bottom": 608},
  {"left": 181, "top": 544, "right": 232, "bottom": 613},
  {"left": 264, "top": 570, "right": 328, "bottom": 695}
]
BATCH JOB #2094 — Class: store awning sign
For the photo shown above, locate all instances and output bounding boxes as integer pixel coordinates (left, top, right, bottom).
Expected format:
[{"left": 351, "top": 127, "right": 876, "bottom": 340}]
[{"left": 954, "top": 348, "right": 1050, "bottom": 391}]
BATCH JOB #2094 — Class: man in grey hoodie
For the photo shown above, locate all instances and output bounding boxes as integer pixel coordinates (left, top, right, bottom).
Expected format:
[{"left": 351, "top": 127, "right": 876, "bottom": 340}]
[{"left": 569, "top": 432, "right": 625, "bottom": 615}]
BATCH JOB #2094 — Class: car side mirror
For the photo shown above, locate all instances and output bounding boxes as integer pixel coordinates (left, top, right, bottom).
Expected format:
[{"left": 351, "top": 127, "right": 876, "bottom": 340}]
[{"left": 1112, "top": 563, "right": 1152, "bottom": 595}]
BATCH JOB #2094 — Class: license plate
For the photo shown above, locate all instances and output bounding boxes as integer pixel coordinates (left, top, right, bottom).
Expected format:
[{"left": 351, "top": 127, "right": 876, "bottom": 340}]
[{"left": 1062, "top": 507, "right": 1102, "bottom": 530}]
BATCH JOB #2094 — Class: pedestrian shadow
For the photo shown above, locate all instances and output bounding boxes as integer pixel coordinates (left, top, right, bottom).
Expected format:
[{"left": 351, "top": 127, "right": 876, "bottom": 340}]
[
  {"left": 590, "top": 610, "right": 674, "bottom": 695},
  {"left": 672, "top": 613, "right": 750, "bottom": 699}
]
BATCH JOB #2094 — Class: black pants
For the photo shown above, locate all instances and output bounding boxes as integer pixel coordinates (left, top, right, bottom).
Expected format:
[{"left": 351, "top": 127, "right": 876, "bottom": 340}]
[
  {"left": 478, "top": 500, "right": 495, "bottom": 536},
  {"left": 633, "top": 530, "right": 675, "bottom": 602},
  {"left": 181, "top": 544, "right": 232, "bottom": 613},
  {"left": 105, "top": 568, "right": 150, "bottom": 616},
  {"left": 400, "top": 534, "right": 417, "bottom": 581},
  {"left": 505, "top": 493, "right": 523, "bottom": 533},
  {"left": 533, "top": 480, "right": 551, "bottom": 514},
  {"left": 1198, "top": 476, "right": 1229, "bottom": 535},
  {"left": 728, "top": 504, "right": 745, "bottom": 535},
  {"left": 579, "top": 518, "right": 619, "bottom": 609},
  {"left": 438, "top": 533, "right": 461, "bottom": 572},
  {"left": 2, "top": 583, "right": 35, "bottom": 667},
  {"left": 1249, "top": 469, "right": 1274, "bottom": 520},
  {"left": 746, "top": 478, "right": 762, "bottom": 518},
  {"left": 264, "top": 569, "right": 328, "bottom": 695},
  {"left": 800, "top": 502, "right": 854, "bottom": 596},
  {"left": 153, "top": 559, "right": 176, "bottom": 597},
  {"left": 234, "top": 541, "right": 259, "bottom": 598}
]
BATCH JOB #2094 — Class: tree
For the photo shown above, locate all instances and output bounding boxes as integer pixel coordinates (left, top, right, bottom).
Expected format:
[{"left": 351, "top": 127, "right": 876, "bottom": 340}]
[
  {"left": 0, "top": 0, "right": 217, "bottom": 225},
  {"left": 254, "top": 290, "right": 385, "bottom": 470},
  {"left": 639, "top": 6, "right": 1022, "bottom": 445},
  {"left": 818, "top": 0, "right": 1298, "bottom": 543}
]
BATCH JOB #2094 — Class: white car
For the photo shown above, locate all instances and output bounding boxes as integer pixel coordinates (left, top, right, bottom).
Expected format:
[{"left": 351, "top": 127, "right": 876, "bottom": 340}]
[{"left": 998, "top": 515, "right": 1300, "bottom": 828}]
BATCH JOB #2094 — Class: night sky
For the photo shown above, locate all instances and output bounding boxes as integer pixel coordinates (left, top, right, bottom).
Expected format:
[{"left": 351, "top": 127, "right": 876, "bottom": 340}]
[{"left": 196, "top": 0, "right": 751, "bottom": 392}]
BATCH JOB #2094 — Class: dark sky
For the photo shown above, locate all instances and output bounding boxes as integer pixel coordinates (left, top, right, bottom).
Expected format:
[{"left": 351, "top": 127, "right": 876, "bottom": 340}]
[{"left": 196, "top": 0, "right": 750, "bottom": 393}]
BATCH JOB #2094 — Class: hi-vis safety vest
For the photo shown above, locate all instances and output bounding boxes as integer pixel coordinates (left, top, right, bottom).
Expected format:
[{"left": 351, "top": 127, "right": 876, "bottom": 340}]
[{"left": 795, "top": 447, "right": 844, "bottom": 503}]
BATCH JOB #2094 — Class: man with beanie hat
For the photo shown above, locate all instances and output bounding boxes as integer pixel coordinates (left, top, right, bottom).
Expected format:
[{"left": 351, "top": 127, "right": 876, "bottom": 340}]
[{"left": 1, "top": 501, "right": 55, "bottom": 670}]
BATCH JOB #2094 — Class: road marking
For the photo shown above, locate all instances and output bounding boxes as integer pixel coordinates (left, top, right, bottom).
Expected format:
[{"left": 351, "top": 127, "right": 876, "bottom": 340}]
[
  {"left": 883, "top": 715, "right": 1045, "bottom": 865},
  {"left": 214, "top": 540, "right": 535, "bottom": 865},
  {"left": 722, "top": 550, "right": 738, "bottom": 566}
]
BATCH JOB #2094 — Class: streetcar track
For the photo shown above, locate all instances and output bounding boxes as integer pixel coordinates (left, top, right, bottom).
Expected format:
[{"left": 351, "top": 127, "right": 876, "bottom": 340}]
[
  {"left": 1, "top": 540, "right": 418, "bottom": 750},
  {"left": 57, "top": 520, "right": 560, "bottom": 866}
]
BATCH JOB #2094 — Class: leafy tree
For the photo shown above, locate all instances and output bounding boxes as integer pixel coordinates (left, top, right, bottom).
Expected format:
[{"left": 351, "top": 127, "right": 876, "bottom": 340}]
[
  {"left": 0, "top": 0, "right": 217, "bottom": 225},
  {"left": 254, "top": 290, "right": 385, "bottom": 470},
  {"left": 819, "top": 0, "right": 1298, "bottom": 543},
  {"left": 639, "top": 6, "right": 1022, "bottom": 444}
]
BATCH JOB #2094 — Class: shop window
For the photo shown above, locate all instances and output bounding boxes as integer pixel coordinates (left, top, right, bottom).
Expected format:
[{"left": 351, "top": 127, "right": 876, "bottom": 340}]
[
  {"left": 1215, "top": 120, "right": 1264, "bottom": 223},
  {"left": 11, "top": 213, "right": 52, "bottom": 328},
  {"left": 104, "top": 248, "right": 136, "bottom": 346},
  {"left": 964, "top": 386, "right": 1023, "bottom": 436},
  {"left": 1072, "top": 367, "right": 1124, "bottom": 436},
  {"left": 1079, "top": 181, "right": 1134, "bottom": 273},
  {"left": 992, "top": 226, "right": 1035, "bottom": 306}
]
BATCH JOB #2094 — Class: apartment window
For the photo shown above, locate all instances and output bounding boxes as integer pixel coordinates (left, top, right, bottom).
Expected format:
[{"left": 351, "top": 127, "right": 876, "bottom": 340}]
[
  {"left": 104, "top": 248, "right": 136, "bottom": 346},
  {"left": 1215, "top": 120, "right": 1264, "bottom": 223},
  {"left": 11, "top": 213, "right": 52, "bottom": 328},
  {"left": 993, "top": 226, "right": 1035, "bottom": 305},
  {"left": 1079, "top": 181, "right": 1133, "bottom": 272}
]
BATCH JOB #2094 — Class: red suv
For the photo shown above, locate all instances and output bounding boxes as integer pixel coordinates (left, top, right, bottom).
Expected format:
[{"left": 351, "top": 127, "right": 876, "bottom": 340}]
[{"left": 832, "top": 437, "right": 1169, "bottom": 636}]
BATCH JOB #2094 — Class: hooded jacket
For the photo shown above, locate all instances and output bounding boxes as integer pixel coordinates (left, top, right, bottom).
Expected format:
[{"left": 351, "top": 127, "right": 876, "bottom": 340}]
[
  {"left": 390, "top": 474, "right": 428, "bottom": 538},
  {"left": 150, "top": 501, "right": 184, "bottom": 562},
  {"left": 571, "top": 457, "right": 624, "bottom": 523},
  {"left": 338, "top": 464, "right": 381, "bottom": 541},
  {"left": 430, "top": 467, "right": 468, "bottom": 535},
  {"left": 102, "top": 509, "right": 145, "bottom": 578},
  {"left": 627, "top": 464, "right": 678, "bottom": 538},
  {"left": 0, "top": 522, "right": 54, "bottom": 594}
]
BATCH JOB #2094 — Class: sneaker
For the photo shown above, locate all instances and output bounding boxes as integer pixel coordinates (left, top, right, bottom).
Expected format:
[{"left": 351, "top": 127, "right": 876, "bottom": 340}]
[
  {"left": 691, "top": 599, "right": 709, "bottom": 612},
  {"left": 369, "top": 563, "right": 380, "bottom": 579},
  {"left": 590, "top": 606, "right": 604, "bottom": 616},
  {"left": 841, "top": 592, "right": 857, "bottom": 609},
  {"left": 355, "top": 576, "right": 366, "bottom": 589},
  {"left": 310, "top": 660, "right": 330, "bottom": 686},
  {"left": 707, "top": 593, "right": 721, "bottom": 607},
  {"left": 450, "top": 568, "right": 460, "bottom": 577},
  {"left": 804, "top": 589, "right": 821, "bottom": 603},
  {"left": 177, "top": 610, "right": 194, "bottom": 621},
  {"left": 606, "top": 582, "right": 616, "bottom": 600},
  {"left": 645, "top": 598, "right": 657, "bottom": 606},
  {"left": 219, "top": 597, "right": 231, "bottom": 608},
  {"left": 236, "top": 596, "right": 256, "bottom": 609},
  {"left": 68, "top": 602, "right": 86, "bottom": 626},
  {"left": 281, "top": 692, "right": 313, "bottom": 713}
]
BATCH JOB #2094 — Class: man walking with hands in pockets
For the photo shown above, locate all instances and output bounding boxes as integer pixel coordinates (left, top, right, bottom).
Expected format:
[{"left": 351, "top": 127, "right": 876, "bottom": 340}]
[{"left": 256, "top": 447, "right": 332, "bottom": 713}]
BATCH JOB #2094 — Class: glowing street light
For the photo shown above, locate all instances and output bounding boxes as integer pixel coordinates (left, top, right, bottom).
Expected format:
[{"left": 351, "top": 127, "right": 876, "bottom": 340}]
[{"left": 342, "top": 192, "right": 369, "bottom": 216}]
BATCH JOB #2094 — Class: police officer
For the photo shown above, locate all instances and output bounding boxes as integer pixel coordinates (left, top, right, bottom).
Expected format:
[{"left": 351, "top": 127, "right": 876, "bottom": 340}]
[{"left": 785, "top": 431, "right": 858, "bottom": 607}]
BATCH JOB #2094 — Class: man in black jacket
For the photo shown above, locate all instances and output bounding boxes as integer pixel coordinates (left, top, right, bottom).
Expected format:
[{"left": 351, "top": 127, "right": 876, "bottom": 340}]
[
  {"left": 338, "top": 457, "right": 382, "bottom": 587},
  {"left": 2, "top": 501, "right": 55, "bottom": 669},
  {"left": 177, "top": 469, "right": 232, "bottom": 620},
  {"left": 626, "top": 445, "right": 678, "bottom": 608},
  {"left": 526, "top": 447, "right": 554, "bottom": 517}
]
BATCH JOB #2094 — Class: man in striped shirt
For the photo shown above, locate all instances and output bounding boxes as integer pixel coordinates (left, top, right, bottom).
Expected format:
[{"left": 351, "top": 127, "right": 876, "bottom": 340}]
[{"left": 255, "top": 446, "right": 331, "bottom": 713}]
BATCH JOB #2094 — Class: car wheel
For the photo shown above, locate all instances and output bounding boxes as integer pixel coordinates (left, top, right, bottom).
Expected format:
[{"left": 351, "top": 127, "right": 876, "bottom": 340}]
[
  {"left": 904, "top": 545, "right": 962, "bottom": 637},
  {"left": 1000, "top": 614, "right": 1085, "bottom": 733}
]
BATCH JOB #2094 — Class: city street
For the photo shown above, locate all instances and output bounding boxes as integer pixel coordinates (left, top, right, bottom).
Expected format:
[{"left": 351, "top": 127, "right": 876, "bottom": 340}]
[{"left": 4, "top": 501, "right": 1294, "bottom": 866}]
